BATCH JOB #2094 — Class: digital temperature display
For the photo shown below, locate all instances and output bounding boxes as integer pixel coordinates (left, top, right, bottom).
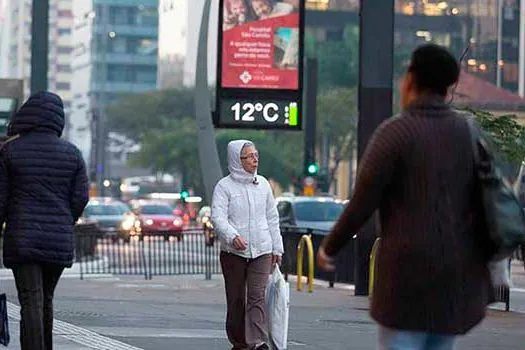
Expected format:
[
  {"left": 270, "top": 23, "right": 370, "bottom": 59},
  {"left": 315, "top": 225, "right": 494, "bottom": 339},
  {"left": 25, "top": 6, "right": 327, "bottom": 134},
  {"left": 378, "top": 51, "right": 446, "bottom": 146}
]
[
  {"left": 218, "top": 99, "right": 300, "bottom": 129},
  {"left": 215, "top": 0, "right": 305, "bottom": 130}
]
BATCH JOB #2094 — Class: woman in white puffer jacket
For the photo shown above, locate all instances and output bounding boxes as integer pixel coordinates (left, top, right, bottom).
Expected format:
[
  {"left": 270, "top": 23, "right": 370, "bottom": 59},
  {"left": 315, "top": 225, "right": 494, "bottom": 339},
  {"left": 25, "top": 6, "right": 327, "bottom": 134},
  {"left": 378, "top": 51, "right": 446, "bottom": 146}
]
[{"left": 211, "top": 139, "right": 284, "bottom": 350}]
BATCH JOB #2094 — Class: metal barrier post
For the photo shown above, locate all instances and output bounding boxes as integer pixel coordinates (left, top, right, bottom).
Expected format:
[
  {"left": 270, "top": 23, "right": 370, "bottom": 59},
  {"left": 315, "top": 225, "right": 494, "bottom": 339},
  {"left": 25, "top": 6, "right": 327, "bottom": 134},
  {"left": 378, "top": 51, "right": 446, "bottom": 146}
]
[
  {"left": 368, "top": 238, "right": 381, "bottom": 297},
  {"left": 204, "top": 224, "right": 214, "bottom": 280},
  {"left": 205, "top": 246, "right": 212, "bottom": 280},
  {"left": 297, "top": 234, "right": 314, "bottom": 293},
  {"left": 79, "top": 234, "right": 84, "bottom": 281}
]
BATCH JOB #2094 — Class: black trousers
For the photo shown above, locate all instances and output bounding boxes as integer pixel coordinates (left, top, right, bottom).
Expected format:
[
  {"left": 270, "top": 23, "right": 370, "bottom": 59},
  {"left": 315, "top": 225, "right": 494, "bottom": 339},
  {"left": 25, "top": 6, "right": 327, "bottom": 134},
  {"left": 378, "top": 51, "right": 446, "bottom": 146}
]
[{"left": 12, "top": 264, "right": 64, "bottom": 350}]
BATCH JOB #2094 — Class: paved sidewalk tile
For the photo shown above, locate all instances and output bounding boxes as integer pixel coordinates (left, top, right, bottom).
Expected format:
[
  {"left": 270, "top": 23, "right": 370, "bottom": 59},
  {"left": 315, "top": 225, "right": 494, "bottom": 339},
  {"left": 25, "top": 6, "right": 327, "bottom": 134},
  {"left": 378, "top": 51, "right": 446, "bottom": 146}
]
[{"left": 6, "top": 302, "right": 143, "bottom": 350}]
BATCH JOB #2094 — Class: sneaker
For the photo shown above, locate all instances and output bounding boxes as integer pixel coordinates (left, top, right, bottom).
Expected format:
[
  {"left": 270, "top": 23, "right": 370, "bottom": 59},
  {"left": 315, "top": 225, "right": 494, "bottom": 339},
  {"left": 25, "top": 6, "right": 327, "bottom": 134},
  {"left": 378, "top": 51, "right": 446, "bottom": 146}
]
[{"left": 254, "top": 344, "right": 269, "bottom": 350}]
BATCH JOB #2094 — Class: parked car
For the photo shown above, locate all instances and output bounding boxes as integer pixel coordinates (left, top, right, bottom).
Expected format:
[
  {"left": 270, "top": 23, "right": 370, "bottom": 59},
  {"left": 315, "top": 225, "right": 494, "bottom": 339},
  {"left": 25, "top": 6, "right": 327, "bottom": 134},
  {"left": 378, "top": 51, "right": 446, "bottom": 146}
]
[
  {"left": 132, "top": 203, "right": 184, "bottom": 241},
  {"left": 80, "top": 198, "right": 136, "bottom": 242},
  {"left": 276, "top": 196, "right": 345, "bottom": 233}
]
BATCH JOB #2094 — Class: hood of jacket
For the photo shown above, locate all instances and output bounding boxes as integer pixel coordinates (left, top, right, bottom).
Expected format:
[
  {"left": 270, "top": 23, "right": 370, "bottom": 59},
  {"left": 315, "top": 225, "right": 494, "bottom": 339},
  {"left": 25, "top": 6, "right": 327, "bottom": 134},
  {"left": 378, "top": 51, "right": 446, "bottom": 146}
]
[
  {"left": 8, "top": 91, "right": 65, "bottom": 137},
  {"left": 227, "top": 140, "right": 257, "bottom": 184}
]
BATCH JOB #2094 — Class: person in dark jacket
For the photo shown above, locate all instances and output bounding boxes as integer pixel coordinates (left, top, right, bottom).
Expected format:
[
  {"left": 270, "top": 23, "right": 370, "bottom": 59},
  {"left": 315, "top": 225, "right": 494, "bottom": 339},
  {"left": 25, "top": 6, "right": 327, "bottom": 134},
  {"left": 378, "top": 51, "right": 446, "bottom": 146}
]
[
  {"left": 317, "top": 44, "right": 492, "bottom": 349},
  {"left": 0, "top": 91, "right": 89, "bottom": 350}
]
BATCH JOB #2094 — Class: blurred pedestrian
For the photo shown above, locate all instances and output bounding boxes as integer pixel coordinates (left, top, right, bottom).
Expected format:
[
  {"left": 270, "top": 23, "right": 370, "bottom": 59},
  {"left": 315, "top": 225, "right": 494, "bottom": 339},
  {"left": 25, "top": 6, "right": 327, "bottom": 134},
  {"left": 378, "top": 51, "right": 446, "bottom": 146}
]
[
  {"left": 212, "top": 140, "right": 283, "bottom": 350},
  {"left": 318, "top": 44, "right": 493, "bottom": 350},
  {"left": 0, "top": 91, "right": 89, "bottom": 350}
]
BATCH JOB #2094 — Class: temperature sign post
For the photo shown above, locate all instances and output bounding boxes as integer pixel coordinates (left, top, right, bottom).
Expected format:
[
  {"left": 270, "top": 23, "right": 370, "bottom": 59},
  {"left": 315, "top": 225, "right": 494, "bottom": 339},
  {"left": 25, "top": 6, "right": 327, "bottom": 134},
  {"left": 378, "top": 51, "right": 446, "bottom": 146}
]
[{"left": 215, "top": 0, "right": 305, "bottom": 130}]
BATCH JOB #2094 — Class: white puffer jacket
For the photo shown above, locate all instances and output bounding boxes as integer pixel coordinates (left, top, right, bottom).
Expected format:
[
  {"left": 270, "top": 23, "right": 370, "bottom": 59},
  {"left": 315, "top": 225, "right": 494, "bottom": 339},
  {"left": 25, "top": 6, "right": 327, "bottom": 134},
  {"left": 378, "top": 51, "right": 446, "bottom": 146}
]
[{"left": 211, "top": 140, "right": 284, "bottom": 259}]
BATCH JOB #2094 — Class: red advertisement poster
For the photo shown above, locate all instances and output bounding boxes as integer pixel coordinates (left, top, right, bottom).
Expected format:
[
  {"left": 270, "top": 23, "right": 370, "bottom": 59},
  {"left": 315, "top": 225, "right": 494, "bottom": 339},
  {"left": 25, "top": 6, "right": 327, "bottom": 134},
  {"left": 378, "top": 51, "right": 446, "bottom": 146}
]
[{"left": 221, "top": 0, "right": 301, "bottom": 90}]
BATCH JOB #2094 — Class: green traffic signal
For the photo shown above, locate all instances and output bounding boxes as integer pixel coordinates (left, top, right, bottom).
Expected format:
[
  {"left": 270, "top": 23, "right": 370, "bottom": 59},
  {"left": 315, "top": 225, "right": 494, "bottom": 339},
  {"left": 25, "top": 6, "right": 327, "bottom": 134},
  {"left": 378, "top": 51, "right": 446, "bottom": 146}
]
[
  {"left": 180, "top": 190, "right": 189, "bottom": 199},
  {"left": 307, "top": 163, "right": 318, "bottom": 175}
]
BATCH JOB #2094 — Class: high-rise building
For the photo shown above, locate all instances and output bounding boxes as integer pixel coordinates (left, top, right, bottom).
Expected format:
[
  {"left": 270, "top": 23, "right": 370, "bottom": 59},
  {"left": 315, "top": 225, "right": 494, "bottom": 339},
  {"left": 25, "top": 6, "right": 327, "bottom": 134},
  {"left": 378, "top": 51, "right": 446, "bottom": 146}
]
[
  {"left": 0, "top": 0, "right": 10, "bottom": 77},
  {"left": 305, "top": 0, "right": 522, "bottom": 93},
  {"left": 71, "top": 0, "right": 159, "bottom": 174},
  {"left": 157, "top": 0, "right": 218, "bottom": 89},
  {"left": 0, "top": 0, "right": 74, "bottom": 125}
]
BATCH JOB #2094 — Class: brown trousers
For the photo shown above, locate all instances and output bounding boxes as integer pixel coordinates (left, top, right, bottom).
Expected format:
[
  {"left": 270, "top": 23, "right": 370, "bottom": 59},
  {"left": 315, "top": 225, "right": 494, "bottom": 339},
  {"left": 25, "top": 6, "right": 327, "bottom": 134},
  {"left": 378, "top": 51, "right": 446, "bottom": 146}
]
[{"left": 220, "top": 252, "right": 272, "bottom": 350}]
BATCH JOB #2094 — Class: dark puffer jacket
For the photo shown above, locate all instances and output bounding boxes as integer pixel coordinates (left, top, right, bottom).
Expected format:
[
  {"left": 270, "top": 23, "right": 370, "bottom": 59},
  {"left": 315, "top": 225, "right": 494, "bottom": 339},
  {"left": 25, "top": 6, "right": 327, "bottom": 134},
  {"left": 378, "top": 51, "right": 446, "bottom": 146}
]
[{"left": 0, "top": 91, "right": 89, "bottom": 267}]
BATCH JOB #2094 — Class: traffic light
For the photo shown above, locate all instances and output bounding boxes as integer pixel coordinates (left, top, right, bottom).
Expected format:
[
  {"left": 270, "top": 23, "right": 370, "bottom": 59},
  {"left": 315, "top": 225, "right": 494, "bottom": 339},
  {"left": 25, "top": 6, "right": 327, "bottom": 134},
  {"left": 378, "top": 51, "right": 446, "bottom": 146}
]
[
  {"left": 307, "top": 163, "right": 318, "bottom": 176},
  {"left": 180, "top": 190, "right": 189, "bottom": 201}
]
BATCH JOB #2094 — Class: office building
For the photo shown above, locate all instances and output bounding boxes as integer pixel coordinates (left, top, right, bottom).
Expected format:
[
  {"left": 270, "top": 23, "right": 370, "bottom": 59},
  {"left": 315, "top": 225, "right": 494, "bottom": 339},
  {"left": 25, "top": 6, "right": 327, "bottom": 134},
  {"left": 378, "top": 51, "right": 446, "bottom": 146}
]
[
  {"left": 71, "top": 0, "right": 159, "bottom": 171},
  {"left": 0, "top": 0, "right": 75, "bottom": 136},
  {"left": 156, "top": 0, "right": 218, "bottom": 88}
]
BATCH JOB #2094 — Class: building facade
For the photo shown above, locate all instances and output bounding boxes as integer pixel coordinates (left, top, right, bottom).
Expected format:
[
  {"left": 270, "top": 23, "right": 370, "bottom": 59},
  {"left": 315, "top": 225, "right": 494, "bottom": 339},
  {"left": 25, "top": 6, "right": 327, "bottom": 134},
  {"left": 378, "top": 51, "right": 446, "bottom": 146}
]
[
  {"left": 157, "top": 0, "right": 218, "bottom": 89},
  {"left": 0, "top": 0, "right": 74, "bottom": 131},
  {"left": 304, "top": 0, "right": 522, "bottom": 93},
  {"left": 71, "top": 0, "right": 159, "bottom": 174}
]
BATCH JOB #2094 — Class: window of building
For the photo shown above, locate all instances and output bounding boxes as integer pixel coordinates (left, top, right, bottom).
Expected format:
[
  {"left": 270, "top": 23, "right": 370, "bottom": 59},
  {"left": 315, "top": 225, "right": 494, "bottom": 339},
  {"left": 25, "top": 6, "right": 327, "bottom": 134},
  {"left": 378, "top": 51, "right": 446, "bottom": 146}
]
[
  {"left": 135, "top": 67, "right": 157, "bottom": 84},
  {"left": 56, "top": 82, "right": 71, "bottom": 90},
  {"left": 57, "top": 28, "right": 71, "bottom": 36},
  {"left": 110, "top": 6, "right": 131, "bottom": 25},
  {"left": 57, "top": 64, "right": 72, "bottom": 72},
  {"left": 57, "top": 10, "right": 73, "bottom": 18},
  {"left": 108, "top": 66, "right": 132, "bottom": 82},
  {"left": 110, "top": 37, "right": 127, "bottom": 54},
  {"left": 133, "top": 7, "right": 158, "bottom": 26},
  {"left": 136, "top": 38, "right": 158, "bottom": 56},
  {"left": 57, "top": 46, "right": 72, "bottom": 54}
]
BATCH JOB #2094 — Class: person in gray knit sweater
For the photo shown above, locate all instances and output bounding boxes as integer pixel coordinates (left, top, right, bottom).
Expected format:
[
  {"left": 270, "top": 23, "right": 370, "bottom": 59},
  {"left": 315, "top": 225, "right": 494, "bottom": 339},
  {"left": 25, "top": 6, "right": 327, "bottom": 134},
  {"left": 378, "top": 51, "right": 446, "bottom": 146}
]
[{"left": 318, "top": 44, "right": 492, "bottom": 350}]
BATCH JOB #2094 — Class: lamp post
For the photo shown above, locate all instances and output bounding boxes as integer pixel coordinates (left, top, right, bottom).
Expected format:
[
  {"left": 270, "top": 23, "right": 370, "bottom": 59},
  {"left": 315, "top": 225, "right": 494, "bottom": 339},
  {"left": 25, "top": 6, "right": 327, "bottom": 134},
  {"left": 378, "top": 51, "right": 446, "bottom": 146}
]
[{"left": 31, "top": 0, "right": 49, "bottom": 93}]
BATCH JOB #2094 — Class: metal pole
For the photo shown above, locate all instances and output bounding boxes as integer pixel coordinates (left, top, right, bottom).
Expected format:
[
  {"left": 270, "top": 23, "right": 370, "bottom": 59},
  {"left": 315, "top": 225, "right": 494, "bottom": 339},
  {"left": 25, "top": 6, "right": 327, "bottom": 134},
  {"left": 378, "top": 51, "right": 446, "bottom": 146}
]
[
  {"left": 496, "top": 0, "right": 503, "bottom": 88},
  {"left": 195, "top": 0, "right": 223, "bottom": 203},
  {"left": 304, "top": 58, "right": 317, "bottom": 175},
  {"left": 355, "top": 0, "right": 394, "bottom": 296},
  {"left": 30, "top": 0, "right": 49, "bottom": 93},
  {"left": 518, "top": 0, "right": 525, "bottom": 97},
  {"left": 95, "top": 5, "right": 109, "bottom": 197}
]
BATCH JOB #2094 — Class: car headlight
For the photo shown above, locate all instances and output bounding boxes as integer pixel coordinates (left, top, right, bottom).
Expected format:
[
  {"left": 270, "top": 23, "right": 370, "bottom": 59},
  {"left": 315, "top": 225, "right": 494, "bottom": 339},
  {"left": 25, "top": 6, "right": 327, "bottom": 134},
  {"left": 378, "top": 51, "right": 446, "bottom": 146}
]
[
  {"left": 173, "top": 218, "right": 183, "bottom": 226},
  {"left": 145, "top": 219, "right": 154, "bottom": 226},
  {"left": 121, "top": 217, "right": 135, "bottom": 231}
]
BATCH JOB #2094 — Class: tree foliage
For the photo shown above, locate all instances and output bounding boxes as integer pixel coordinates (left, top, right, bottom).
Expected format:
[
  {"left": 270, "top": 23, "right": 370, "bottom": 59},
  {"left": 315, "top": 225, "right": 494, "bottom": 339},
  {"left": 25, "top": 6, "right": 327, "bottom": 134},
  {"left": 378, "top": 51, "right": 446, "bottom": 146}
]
[
  {"left": 469, "top": 109, "right": 525, "bottom": 168},
  {"left": 316, "top": 88, "right": 357, "bottom": 187},
  {"left": 106, "top": 88, "right": 195, "bottom": 140}
]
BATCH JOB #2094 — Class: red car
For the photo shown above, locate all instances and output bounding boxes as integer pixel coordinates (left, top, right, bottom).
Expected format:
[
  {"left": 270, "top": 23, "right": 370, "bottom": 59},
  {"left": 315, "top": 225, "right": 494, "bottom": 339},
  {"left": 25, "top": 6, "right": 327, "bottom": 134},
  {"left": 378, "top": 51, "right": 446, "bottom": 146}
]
[{"left": 133, "top": 203, "right": 184, "bottom": 241}]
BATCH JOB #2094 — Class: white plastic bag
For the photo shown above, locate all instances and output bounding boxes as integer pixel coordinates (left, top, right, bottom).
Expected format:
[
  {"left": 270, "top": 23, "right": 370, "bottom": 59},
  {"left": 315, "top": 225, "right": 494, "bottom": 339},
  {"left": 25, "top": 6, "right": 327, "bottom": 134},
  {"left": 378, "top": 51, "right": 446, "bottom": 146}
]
[
  {"left": 488, "top": 258, "right": 512, "bottom": 287},
  {"left": 265, "top": 267, "right": 290, "bottom": 350}
]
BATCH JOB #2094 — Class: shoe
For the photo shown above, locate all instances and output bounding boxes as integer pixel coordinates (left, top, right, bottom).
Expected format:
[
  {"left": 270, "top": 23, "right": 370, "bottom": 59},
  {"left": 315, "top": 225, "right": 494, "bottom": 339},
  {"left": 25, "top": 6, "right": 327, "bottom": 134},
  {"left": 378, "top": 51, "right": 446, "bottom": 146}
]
[{"left": 254, "top": 344, "right": 269, "bottom": 350}]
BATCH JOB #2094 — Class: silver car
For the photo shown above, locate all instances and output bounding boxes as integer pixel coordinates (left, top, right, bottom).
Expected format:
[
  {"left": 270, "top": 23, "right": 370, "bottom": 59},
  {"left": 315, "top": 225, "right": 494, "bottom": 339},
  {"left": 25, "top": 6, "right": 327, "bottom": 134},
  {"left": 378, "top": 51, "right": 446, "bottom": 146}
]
[{"left": 276, "top": 196, "right": 345, "bottom": 233}]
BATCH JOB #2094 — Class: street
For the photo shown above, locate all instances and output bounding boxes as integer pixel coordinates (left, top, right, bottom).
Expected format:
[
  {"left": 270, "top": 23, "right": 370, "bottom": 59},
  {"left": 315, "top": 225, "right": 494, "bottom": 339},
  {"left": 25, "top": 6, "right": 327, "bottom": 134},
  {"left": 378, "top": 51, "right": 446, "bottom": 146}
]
[{"left": 1, "top": 261, "right": 525, "bottom": 349}]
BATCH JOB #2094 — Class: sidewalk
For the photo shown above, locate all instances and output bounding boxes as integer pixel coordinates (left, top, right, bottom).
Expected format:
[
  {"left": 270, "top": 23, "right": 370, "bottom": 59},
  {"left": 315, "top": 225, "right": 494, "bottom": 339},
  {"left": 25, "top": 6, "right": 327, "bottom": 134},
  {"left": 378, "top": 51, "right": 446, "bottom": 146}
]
[{"left": 1, "top": 263, "right": 525, "bottom": 349}]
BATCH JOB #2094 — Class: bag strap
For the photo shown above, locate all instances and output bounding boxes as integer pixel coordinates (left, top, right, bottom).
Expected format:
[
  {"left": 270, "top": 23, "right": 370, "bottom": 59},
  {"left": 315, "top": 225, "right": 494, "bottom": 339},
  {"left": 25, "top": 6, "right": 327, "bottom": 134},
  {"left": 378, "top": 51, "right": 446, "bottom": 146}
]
[
  {"left": 0, "top": 134, "right": 20, "bottom": 154},
  {"left": 465, "top": 115, "right": 482, "bottom": 168}
]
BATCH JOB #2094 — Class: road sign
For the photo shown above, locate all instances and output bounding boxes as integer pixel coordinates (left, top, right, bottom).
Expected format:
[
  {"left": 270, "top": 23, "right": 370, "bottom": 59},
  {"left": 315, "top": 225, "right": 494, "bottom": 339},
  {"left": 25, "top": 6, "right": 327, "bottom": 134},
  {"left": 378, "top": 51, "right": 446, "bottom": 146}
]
[{"left": 215, "top": 0, "right": 305, "bottom": 130}]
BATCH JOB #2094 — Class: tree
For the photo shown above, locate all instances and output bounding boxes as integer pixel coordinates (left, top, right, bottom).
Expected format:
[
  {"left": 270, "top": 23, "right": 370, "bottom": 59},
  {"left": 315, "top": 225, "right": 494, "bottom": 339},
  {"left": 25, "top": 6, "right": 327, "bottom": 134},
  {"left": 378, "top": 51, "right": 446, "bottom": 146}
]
[
  {"left": 469, "top": 109, "right": 525, "bottom": 170},
  {"left": 305, "top": 26, "right": 358, "bottom": 88},
  {"left": 106, "top": 88, "right": 195, "bottom": 141},
  {"left": 317, "top": 87, "right": 358, "bottom": 189},
  {"left": 128, "top": 117, "right": 204, "bottom": 192}
]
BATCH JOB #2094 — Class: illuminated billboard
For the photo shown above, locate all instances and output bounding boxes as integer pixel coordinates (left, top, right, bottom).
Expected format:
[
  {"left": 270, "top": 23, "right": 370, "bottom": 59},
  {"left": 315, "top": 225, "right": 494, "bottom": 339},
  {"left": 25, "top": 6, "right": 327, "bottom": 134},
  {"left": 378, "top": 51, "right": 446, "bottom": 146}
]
[{"left": 215, "top": 0, "right": 304, "bottom": 130}]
